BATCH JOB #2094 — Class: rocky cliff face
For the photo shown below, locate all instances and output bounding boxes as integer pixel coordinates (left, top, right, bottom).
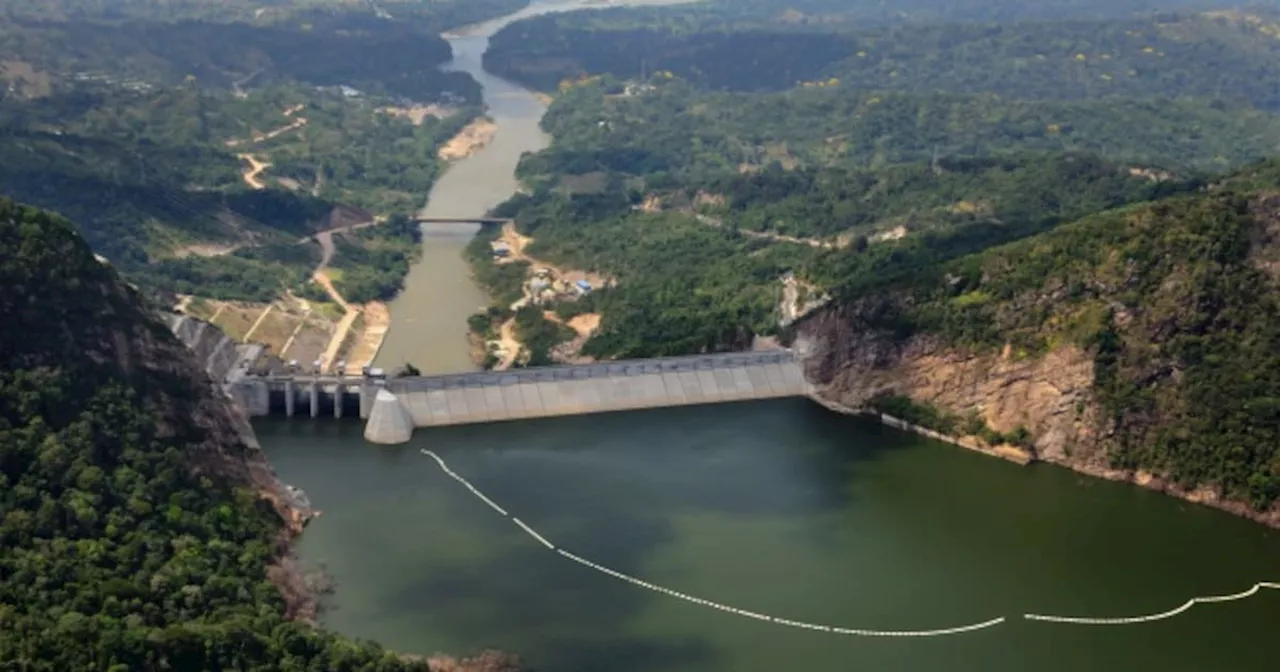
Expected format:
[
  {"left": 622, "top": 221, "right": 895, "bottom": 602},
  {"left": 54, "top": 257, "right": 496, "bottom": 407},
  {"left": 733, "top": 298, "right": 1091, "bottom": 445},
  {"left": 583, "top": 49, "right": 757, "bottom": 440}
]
[{"left": 792, "top": 300, "right": 1280, "bottom": 527}]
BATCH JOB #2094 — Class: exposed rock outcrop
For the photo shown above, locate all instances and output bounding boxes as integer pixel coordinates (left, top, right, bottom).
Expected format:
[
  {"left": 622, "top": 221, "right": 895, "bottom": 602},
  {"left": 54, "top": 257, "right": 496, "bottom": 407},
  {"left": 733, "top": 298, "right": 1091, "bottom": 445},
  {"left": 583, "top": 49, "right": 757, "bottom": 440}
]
[{"left": 792, "top": 301, "right": 1280, "bottom": 528}]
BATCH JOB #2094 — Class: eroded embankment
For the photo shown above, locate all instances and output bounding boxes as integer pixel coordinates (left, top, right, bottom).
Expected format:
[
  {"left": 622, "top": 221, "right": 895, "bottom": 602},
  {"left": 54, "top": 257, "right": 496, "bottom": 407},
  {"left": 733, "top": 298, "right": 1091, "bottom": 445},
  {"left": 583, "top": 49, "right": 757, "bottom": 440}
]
[{"left": 792, "top": 302, "right": 1280, "bottom": 528}]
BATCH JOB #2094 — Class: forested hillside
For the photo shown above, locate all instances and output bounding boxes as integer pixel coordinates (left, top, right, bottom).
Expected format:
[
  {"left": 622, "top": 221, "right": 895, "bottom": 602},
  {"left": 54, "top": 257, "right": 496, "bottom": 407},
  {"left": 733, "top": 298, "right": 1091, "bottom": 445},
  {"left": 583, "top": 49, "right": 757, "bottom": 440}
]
[
  {"left": 490, "top": 152, "right": 1190, "bottom": 359},
  {"left": 0, "top": 0, "right": 532, "bottom": 303},
  {"left": 795, "top": 160, "right": 1280, "bottom": 515},
  {"left": 0, "top": 81, "right": 470, "bottom": 301},
  {"left": 0, "top": 0, "right": 521, "bottom": 103},
  {"left": 0, "top": 0, "right": 514, "bottom": 303},
  {"left": 527, "top": 79, "right": 1279, "bottom": 182},
  {"left": 486, "top": 6, "right": 1280, "bottom": 100},
  {"left": 1, "top": 0, "right": 528, "bottom": 28},
  {"left": 0, "top": 199, "right": 438, "bottom": 669}
]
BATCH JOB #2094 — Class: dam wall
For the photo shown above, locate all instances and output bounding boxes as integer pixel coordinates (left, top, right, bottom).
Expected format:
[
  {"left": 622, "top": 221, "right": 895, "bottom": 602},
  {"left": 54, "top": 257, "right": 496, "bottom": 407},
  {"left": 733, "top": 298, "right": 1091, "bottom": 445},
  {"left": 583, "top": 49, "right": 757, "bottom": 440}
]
[
  {"left": 384, "top": 351, "right": 809, "bottom": 432},
  {"left": 216, "top": 350, "right": 811, "bottom": 444}
]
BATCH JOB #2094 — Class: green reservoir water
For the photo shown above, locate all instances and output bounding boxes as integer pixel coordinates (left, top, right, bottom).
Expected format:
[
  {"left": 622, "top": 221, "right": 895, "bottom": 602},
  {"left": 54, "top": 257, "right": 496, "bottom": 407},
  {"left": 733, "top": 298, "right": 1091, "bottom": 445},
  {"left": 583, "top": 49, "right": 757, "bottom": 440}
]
[{"left": 258, "top": 399, "right": 1280, "bottom": 672}]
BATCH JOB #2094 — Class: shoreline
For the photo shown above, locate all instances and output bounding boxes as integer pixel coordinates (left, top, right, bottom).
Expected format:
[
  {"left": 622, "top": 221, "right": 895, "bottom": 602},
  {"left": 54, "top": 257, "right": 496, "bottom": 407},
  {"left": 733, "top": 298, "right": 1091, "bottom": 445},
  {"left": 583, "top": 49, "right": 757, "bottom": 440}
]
[
  {"left": 806, "top": 392, "right": 1033, "bottom": 465},
  {"left": 438, "top": 116, "right": 498, "bottom": 161},
  {"left": 807, "top": 388, "right": 1280, "bottom": 529}
]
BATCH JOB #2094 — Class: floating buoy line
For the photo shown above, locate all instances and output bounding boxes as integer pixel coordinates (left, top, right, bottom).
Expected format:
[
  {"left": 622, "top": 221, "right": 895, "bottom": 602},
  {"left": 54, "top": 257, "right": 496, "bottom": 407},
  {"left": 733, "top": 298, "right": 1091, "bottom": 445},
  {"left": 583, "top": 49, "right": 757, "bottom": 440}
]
[{"left": 420, "top": 450, "right": 1278, "bottom": 635}]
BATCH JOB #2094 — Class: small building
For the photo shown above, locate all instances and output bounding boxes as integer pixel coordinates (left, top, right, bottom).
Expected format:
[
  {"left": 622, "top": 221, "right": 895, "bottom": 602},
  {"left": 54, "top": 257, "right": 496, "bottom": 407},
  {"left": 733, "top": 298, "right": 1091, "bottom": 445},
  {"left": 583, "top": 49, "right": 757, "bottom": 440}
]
[
  {"left": 490, "top": 241, "right": 512, "bottom": 258},
  {"left": 623, "top": 82, "right": 656, "bottom": 97},
  {"left": 530, "top": 278, "right": 550, "bottom": 292},
  {"left": 574, "top": 280, "right": 592, "bottom": 295},
  {"left": 533, "top": 267, "right": 551, "bottom": 278}
]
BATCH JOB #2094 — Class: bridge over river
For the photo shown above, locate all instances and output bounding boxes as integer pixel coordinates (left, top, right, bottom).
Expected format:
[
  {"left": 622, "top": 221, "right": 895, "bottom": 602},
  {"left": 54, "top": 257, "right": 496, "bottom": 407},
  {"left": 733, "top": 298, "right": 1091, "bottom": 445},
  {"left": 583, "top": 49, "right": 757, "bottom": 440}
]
[
  {"left": 413, "top": 216, "right": 509, "bottom": 225},
  {"left": 228, "top": 350, "right": 810, "bottom": 444}
]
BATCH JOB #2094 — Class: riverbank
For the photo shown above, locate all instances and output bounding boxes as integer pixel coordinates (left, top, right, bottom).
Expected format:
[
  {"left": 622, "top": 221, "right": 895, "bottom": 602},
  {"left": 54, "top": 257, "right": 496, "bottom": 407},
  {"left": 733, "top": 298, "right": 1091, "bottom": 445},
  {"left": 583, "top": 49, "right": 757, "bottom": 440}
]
[{"left": 439, "top": 117, "right": 498, "bottom": 160}]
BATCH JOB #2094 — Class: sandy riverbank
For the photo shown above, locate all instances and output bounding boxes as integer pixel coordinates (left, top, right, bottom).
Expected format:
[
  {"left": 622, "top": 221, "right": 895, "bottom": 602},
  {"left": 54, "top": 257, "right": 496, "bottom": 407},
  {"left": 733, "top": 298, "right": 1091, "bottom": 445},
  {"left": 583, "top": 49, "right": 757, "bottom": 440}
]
[{"left": 439, "top": 118, "right": 498, "bottom": 161}]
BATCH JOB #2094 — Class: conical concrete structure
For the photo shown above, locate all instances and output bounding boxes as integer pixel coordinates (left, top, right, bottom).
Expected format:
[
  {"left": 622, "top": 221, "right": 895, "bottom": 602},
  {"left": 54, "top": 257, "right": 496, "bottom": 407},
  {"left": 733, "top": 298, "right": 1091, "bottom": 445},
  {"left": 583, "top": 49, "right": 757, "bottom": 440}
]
[{"left": 364, "top": 388, "right": 413, "bottom": 444}]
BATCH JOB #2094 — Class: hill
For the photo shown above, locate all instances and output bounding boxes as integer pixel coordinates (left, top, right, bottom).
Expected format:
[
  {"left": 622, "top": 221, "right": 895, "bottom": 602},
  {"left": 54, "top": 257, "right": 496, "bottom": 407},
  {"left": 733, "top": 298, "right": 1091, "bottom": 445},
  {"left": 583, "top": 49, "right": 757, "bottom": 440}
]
[
  {"left": 0, "top": 76, "right": 477, "bottom": 302},
  {"left": 485, "top": 8, "right": 1280, "bottom": 102},
  {"left": 1, "top": 0, "right": 528, "bottom": 28},
  {"left": 0, "top": 2, "right": 516, "bottom": 103},
  {"left": 484, "top": 152, "right": 1191, "bottom": 360},
  {"left": 528, "top": 79, "right": 1280, "bottom": 182},
  {"left": 0, "top": 198, "right": 453, "bottom": 669},
  {"left": 793, "top": 159, "right": 1280, "bottom": 523},
  {"left": 0, "top": 0, "right": 529, "bottom": 305}
]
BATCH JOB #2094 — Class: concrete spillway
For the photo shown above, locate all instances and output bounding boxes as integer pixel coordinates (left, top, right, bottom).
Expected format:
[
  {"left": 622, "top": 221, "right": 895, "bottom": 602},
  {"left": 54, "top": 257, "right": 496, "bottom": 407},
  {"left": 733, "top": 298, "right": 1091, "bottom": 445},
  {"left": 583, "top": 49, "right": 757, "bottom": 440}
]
[{"left": 233, "top": 351, "right": 812, "bottom": 444}]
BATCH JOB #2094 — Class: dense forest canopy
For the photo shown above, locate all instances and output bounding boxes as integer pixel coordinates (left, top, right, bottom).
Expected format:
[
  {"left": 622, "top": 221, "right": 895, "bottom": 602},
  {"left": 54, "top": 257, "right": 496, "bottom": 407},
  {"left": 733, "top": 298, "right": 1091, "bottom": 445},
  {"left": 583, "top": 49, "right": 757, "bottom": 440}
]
[
  {"left": 486, "top": 9, "right": 1280, "bottom": 101},
  {"left": 492, "top": 151, "right": 1191, "bottom": 359},
  {"left": 697, "top": 153, "right": 1191, "bottom": 239},
  {"left": 816, "top": 160, "right": 1280, "bottom": 508},
  {"left": 0, "top": 79, "right": 463, "bottom": 301},
  {"left": 0, "top": 14, "right": 477, "bottom": 102},
  {"left": 526, "top": 79, "right": 1280, "bottom": 183},
  {"left": 0, "top": 199, "right": 433, "bottom": 669},
  {"left": 0, "top": 0, "right": 529, "bottom": 27},
  {"left": 508, "top": 0, "right": 1276, "bottom": 28}
]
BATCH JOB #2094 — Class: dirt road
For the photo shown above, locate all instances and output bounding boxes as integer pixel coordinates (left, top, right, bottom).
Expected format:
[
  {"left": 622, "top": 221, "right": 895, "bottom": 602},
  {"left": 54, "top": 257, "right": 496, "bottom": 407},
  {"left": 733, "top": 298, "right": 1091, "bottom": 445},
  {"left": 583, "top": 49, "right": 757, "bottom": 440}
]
[
  {"left": 693, "top": 213, "right": 841, "bottom": 249},
  {"left": 229, "top": 105, "right": 310, "bottom": 189},
  {"left": 493, "top": 320, "right": 522, "bottom": 370},
  {"left": 487, "top": 223, "right": 612, "bottom": 366},
  {"left": 225, "top": 113, "right": 308, "bottom": 148},
  {"left": 238, "top": 153, "right": 271, "bottom": 190},
  {"left": 496, "top": 222, "right": 611, "bottom": 287}
]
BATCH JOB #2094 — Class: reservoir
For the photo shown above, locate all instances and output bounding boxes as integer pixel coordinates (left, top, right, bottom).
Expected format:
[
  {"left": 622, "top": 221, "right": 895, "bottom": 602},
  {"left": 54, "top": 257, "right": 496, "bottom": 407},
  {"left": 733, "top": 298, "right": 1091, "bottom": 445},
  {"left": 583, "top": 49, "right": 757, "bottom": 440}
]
[
  {"left": 260, "top": 401, "right": 1280, "bottom": 671},
  {"left": 261, "top": 1, "right": 1280, "bottom": 670}
]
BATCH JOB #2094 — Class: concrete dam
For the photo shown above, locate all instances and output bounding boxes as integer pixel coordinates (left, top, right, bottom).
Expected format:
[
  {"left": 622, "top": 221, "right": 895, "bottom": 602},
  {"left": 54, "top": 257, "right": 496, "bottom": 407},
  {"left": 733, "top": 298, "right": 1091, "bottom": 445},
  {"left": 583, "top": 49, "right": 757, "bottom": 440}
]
[{"left": 228, "top": 350, "right": 811, "bottom": 444}]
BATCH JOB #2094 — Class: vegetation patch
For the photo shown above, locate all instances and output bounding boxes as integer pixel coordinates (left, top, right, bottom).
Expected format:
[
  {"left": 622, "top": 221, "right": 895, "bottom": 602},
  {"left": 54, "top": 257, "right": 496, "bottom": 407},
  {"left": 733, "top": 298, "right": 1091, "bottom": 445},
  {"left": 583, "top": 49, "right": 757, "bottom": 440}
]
[{"left": 0, "top": 199, "right": 437, "bottom": 669}]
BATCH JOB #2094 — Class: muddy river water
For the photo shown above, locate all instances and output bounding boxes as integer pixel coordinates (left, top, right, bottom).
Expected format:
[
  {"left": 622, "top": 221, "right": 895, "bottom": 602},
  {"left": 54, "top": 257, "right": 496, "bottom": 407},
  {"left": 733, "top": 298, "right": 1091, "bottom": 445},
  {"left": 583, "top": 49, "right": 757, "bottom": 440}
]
[{"left": 261, "top": 2, "right": 1280, "bottom": 670}]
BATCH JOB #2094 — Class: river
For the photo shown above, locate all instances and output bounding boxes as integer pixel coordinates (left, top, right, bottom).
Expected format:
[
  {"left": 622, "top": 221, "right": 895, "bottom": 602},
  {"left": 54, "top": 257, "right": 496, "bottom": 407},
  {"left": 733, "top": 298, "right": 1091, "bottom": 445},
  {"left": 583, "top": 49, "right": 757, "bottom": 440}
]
[
  {"left": 373, "top": 0, "right": 665, "bottom": 373},
  {"left": 375, "top": 0, "right": 696, "bottom": 372},
  {"left": 262, "top": 2, "right": 1280, "bottom": 670}
]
